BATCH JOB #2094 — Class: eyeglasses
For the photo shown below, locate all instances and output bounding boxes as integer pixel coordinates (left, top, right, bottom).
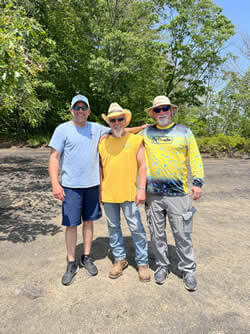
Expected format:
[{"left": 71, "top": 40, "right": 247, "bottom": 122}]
[
  {"left": 153, "top": 105, "right": 171, "bottom": 113},
  {"left": 109, "top": 117, "right": 125, "bottom": 123},
  {"left": 73, "top": 105, "right": 88, "bottom": 111}
]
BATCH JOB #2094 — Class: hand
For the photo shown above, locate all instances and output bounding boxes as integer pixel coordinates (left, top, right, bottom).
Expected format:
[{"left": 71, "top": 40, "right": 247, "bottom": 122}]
[
  {"left": 136, "top": 189, "right": 145, "bottom": 206},
  {"left": 99, "top": 134, "right": 109, "bottom": 143},
  {"left": 190, "top": 186, "right": 202, "bottom": 200},
  {"left": 52, "top": 183, "right": 65, "bottom": 201},
  {"left": 141, "top": 124, "right": 152, "bottom": 129}
]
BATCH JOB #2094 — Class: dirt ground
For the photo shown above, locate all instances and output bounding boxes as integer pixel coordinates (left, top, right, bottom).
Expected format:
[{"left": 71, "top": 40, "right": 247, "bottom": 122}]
[{"left": 0, "top": 147, "right": 249, "bottom": 334}]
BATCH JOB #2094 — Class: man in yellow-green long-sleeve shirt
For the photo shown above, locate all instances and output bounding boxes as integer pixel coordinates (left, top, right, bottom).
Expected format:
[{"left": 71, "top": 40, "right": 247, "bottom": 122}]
[{"left": 139, "top": 96, "right": 204, "bottom": 291}]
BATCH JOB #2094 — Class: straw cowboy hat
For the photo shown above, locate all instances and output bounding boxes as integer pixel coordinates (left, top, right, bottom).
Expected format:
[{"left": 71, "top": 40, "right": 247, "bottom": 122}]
[
  {"left": 102, "top": 102, "right": 132, "bottom": 127},
  {"left": 147, "top": 96, "right": 178, "bottom": 118}
]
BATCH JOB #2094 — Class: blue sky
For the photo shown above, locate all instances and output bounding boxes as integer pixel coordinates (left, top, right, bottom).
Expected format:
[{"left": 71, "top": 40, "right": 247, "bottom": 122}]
[
  {"left": 214, "top": 0, "right": 250, "bottom": 34},
  {"left": 214, "top": 0, "right": 249, "bottom": 71}
]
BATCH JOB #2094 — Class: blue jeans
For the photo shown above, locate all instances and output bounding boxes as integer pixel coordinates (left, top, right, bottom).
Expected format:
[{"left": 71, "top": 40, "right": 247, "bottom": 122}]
[{"left": 103, "top": 202, "right": 148, "bottom": 265}]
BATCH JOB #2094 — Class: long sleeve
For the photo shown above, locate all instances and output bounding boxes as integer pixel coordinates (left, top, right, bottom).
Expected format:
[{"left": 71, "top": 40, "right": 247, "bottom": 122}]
[{"left": 187, "top": 130, "right": 204, "bottom": 187}]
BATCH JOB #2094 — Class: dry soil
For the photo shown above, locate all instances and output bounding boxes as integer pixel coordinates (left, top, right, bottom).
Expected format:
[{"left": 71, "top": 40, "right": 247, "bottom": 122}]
[{"left": 0, "top": 148, "right": 249, "bottom": 334}]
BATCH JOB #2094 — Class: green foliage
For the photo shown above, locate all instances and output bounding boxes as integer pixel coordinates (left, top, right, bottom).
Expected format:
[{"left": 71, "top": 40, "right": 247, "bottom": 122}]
[
  {"left": 27, "top": 134, "right": 50, "bottom": 147},
  {"left": 197, "top": 134, "right": 248, "bottom": 155},
  {"left": 0, "top": 0, "right": 245, "bottom": 140},
  {"left": 0, "top": 0, "right": 56, "bottom": 137},
  {"left": 154, "top": 0, "right": 235, "bottom": 105}
]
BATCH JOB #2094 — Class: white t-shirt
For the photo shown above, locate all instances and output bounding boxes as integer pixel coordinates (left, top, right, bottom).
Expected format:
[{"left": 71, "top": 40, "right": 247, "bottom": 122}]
[{"left": 49, "top": 121, "right": 109, "bottom": 188}]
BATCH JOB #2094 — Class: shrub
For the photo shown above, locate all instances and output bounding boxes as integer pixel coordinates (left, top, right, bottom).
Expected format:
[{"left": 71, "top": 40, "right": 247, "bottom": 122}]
[
  {"left": 197, "top": 135, "right": 247, "bottom": 155},
  {"left": 27, "top": 135, "right": 50, "bottom": 147}
]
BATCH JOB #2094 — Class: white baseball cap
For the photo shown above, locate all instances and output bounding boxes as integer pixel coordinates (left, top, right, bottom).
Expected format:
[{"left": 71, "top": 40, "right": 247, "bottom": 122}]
[{"left": 71, "top": 94, "right": 89, "bottom": 108}]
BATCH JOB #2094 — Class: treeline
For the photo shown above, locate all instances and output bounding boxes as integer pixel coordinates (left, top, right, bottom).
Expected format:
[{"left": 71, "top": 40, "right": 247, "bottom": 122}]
[{"left": 0, "top": 0, "right": 249, "bottom": 141}]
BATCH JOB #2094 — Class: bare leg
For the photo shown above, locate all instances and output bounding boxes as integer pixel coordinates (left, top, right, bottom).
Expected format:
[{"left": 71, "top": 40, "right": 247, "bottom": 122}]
[
  {"left": 82, "top": 221, "right": 93, "bottom": 255},
  {"left": 65, "top": 226, "right": 77, "bottom": 261}
]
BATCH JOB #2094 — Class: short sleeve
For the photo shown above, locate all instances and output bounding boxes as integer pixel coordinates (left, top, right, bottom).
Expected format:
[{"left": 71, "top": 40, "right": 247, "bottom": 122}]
[
  {"left": 98, "top": 124, "right": 111, "bottom": 137},
  {"left": 49, "top": 126, "right": 65, "bottom": 153}
]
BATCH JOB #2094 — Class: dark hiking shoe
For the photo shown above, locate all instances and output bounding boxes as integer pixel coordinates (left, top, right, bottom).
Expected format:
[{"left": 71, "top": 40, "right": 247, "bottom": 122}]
[
  {"left": 154, "top": 266, "right": 169, "bottom": 285},
  {"left": 183, "top": 272, "right": 197, "bottom": 291},
  {"left": 80, "top": 255, "right": 98, "bottom": 276},
  {"left": 61, "top": 261, "right": 79, "bottom": 286}
]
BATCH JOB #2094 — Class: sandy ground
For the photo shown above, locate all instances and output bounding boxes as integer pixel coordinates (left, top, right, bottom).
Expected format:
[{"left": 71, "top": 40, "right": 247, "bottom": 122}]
[{"left": 0, "top": 148, "right": 249, "bottom": 334}]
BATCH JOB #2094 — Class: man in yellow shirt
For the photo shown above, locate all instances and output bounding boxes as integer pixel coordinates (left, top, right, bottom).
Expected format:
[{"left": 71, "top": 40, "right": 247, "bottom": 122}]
[
  {"left": 140, "top": 96, "right": 204, "bottom": 291},
  {"left": 99, "top": 103, "right": 150, "bottom": 282}
]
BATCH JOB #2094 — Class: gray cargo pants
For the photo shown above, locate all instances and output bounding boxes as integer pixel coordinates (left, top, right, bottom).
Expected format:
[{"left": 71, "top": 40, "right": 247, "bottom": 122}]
[{"left": 145, "top": 193, "right": 196, "bottom": 273}]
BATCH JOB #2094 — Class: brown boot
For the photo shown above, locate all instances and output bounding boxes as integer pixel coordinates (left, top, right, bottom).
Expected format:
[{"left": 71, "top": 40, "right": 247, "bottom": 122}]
[
  {"left": 138, "top": 265, "right": 151, "bottom": 283},
  {"left": 109, "top": 259, "right": 128, "bottom": 279}
]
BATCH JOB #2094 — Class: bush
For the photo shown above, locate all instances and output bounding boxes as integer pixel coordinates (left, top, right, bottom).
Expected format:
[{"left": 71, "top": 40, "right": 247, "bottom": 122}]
[
  {"left": 197, "top": 135, "right": 248, "bottom": 156},
  {"left": 243, "top": 138, "right": 250, "bottom": 153},
  {"left": 27, "top": 135, "right": 50, "bottom": 147}
]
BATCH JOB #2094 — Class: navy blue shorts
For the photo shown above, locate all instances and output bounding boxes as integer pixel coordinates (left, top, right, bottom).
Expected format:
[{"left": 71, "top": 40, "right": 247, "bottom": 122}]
[{"left": 62, "top": 186, "right": 102, "bottom": 226}]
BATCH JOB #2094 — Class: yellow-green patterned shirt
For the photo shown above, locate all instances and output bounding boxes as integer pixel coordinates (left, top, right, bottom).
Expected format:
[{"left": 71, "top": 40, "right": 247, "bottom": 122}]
[{"left": 139, "top": 123, "right": 204, "bottom": 196}]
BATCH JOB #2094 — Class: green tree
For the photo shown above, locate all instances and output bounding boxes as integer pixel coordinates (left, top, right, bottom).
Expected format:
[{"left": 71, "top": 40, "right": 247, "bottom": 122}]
[
  {"left": 214, "top": 70, "right": 250, "bottom": 137},
  {"left": 153, "top": 0, "right": 235, "bottom": 108},
  {"left": 0, "top": 0, "right": 236, "bottom": 138},
  {"left": 86, "top": 0, "right": 161, "bottom": 123},
  {"left": 0, "top": 0, "right": 55, "bottom": 137}
]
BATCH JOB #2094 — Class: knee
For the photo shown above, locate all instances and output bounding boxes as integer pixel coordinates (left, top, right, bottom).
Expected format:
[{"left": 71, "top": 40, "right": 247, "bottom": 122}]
[
  {"left": 66, "top": 226, "right": 77, "bottom": 232},
  {"left": 83, "top": 220, "right": 93, "bottom": 227}
]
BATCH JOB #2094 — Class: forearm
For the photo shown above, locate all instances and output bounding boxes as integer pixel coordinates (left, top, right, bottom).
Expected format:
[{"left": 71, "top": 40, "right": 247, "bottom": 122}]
[
  {"left": 138, "top": 166, "right": 146, "bottom": 190},
  {"left": 125, "top": 124, "right": 150, "bottom": 134},
  {"left": 49, "top": 155, "right": 60, "bottom": 187},
  {"left": 188, "top": 136, "right": 204, "bottom": 186},
  {"left": 137, "top": 144, "right": 146, "bottom": 189}
]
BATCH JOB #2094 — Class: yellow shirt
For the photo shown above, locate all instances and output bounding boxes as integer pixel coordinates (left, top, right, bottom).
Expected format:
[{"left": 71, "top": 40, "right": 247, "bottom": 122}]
[
  {"left": 99, "top": 133, "right": 143, "bottom": 203},
  {"left": 139, "top": 123, "right": 204, "bottom": 196}
]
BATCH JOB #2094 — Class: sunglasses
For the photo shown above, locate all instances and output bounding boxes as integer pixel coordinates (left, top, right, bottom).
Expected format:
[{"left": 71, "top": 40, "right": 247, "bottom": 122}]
[
  {"left": 109, "top": 117, "right": 125, "bottom": 123},
  {"left": 153, "top": 105, "right": 171, "bottom": 113},
  {"left": 73, "top": 105, "right": 88, "bottom": 111}
]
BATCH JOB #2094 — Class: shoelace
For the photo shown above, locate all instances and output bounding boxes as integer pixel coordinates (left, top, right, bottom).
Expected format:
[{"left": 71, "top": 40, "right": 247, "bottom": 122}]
[{"left": 84, "top": 256, "right": 93, "bottom": 264}]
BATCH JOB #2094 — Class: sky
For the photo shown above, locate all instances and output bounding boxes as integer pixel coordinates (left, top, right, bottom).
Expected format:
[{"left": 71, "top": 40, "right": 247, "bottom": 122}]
[
  {"left": 215, "top": 0, "right": 250, "bottom": 34},
  {"left": 214, "top": 0, "right": 249, "bottom": 72}
]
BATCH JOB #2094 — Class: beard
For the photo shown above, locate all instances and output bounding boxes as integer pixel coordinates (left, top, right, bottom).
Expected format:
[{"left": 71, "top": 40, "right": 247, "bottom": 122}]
[
  {"left": 157, "top": 115, "right": 170, "bottom": 127},
  {"left": 112, "top": 127, "right": 123, "bottom": 138}
]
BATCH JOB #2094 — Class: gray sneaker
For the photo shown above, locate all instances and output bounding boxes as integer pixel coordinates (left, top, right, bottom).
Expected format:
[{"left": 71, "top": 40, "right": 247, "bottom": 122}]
[
  {"left": 80, "top": 255, "right": 98, "bottom": 276},
  {"left": 154, "top": 266, "right": 169, "bottom": 285},
  {"left": 183, "top": 272, "right": 197, "bottom": 291},
  {"left": 62, "top": 261, "right": 79, "bottom": 286}
]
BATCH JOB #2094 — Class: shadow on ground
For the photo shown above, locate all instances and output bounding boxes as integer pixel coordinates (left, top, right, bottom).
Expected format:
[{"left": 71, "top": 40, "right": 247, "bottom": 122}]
[
  {"left": 76, "top": 237, "right": 182, "bottom": 277},
  {"left": 0, "top": 150, "right": 61, "bottom": 243},
  {"left": 0, "top": 209, "right": 62, "bottom": 243}
]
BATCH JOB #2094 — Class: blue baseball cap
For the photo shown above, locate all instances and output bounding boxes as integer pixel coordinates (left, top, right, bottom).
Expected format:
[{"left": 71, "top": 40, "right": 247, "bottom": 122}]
[{"left": 71, "top": 94, "right": 89, "bottom": 108}]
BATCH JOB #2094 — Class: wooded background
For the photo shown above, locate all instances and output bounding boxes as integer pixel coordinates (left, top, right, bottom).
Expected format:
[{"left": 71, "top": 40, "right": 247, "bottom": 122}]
[{"left": 1, "top": 0, "right": 249, "bottom": 149}]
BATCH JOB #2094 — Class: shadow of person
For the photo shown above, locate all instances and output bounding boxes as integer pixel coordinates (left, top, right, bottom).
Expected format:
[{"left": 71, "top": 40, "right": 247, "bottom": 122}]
[
  {"left": 76, "top": 236, "right": 148, "bottom": 271},
  {"left": 76, "top": 237, "right": 110, "bottom": 264}
]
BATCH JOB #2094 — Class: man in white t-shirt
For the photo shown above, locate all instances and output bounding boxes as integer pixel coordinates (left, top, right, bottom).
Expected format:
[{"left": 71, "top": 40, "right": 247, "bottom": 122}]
[{"left": 49, "top": 95, "right": 109, "bottom": 285}]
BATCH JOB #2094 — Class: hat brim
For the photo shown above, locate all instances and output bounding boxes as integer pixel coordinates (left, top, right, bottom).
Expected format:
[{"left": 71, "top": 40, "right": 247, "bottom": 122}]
[
  {"left": 146, "top": 104, "right": 178, "bottom": 118},
  {"left": 102, "top": 109, "right": 132, "bottom": 127}
]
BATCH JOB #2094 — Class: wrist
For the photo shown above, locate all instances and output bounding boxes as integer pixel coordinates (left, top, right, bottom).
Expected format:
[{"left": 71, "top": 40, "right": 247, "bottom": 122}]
[
  {"left": 52, "top": 181, "right": 60, "bottom": 188},
  {"left": 137, "top": 187, "right": 145, "bottom": 191}
]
